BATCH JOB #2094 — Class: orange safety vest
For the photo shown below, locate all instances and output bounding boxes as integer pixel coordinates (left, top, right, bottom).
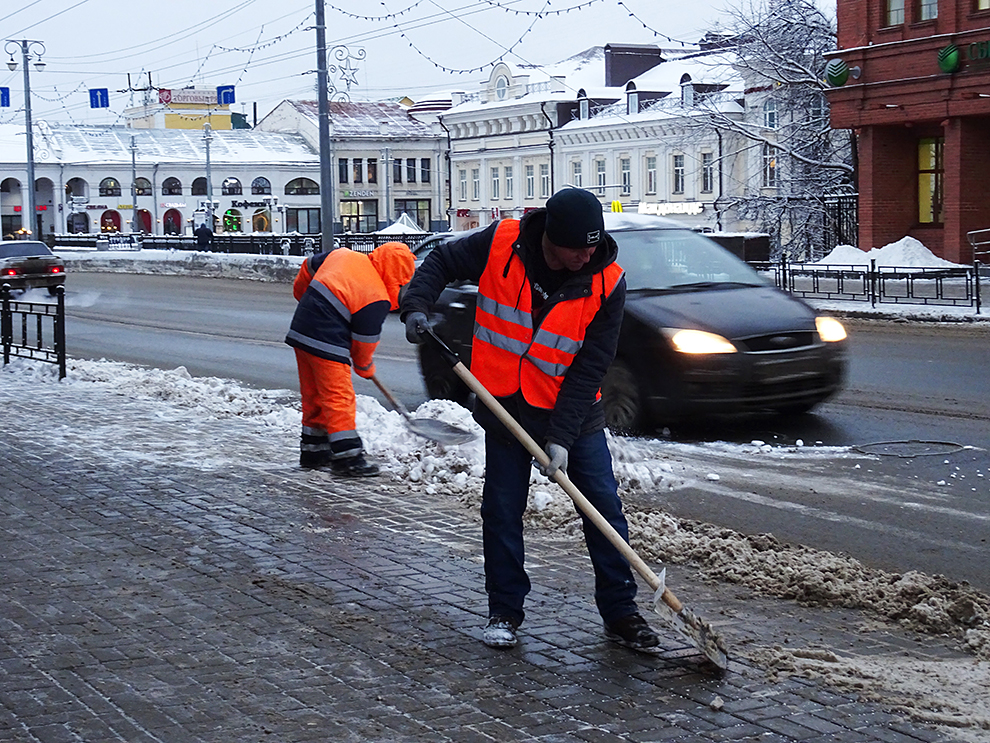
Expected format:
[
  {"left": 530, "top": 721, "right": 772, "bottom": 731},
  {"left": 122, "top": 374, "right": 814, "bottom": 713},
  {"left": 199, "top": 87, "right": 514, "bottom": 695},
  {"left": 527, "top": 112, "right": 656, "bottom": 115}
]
[{"left": 472, "top": 220, "right": 623, "bottom": 409}]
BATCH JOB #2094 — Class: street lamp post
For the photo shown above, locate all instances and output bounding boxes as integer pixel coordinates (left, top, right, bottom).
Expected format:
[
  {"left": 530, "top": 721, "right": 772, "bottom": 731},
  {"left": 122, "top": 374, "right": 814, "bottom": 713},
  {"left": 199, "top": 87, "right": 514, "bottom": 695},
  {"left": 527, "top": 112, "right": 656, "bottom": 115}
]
[
  {"left": 5, "top": 39, "right": 46, "bottom": 238},
  {"left": 130, "top": 135, "right": 139, "bottom": 235},
  {"left": 203, "top": 123, "right": 214, "bottom": 230}
]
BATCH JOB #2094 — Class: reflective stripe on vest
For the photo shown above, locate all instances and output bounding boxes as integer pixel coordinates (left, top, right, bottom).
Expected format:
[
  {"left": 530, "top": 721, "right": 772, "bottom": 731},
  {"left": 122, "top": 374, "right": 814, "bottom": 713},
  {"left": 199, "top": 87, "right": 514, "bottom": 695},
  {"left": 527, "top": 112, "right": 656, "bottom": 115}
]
[{"left": 472, "top": 220, "right": 622, "bottom": 409}]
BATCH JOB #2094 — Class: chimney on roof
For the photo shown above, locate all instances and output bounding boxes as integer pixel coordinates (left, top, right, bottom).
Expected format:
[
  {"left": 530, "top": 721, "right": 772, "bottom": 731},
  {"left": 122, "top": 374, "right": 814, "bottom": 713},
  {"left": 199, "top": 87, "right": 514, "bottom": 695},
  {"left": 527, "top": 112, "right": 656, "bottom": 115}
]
[
  {"left": 551, "top": 76, "right": 566, "bottom": 94},
  {"left": 604, "top": 44, "right": 664, "bottom": 87}
]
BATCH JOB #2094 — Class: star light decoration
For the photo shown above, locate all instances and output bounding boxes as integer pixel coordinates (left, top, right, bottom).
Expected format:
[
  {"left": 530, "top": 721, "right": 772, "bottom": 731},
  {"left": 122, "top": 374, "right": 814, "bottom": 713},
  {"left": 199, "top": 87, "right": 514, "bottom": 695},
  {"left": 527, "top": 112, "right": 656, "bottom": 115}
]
[{"left": 327, "top": 45, "right": 366, "bottom": 101}]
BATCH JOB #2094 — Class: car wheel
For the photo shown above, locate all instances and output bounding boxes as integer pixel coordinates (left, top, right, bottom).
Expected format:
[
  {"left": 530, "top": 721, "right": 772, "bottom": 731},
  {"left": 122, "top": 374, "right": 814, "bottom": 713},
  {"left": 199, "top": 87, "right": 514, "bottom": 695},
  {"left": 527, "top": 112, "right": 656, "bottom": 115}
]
[
  {"left": 418, "top": 343, "right": 472, "bottom": 408},
  {"left": 602, "top": 360, "right": 643, "bottom": 433}
]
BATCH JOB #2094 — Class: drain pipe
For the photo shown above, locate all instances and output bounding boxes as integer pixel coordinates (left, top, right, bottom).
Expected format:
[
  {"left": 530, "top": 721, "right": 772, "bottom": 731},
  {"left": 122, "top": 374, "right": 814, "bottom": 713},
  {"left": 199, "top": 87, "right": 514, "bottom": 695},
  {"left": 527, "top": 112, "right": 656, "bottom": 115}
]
[
  {"left": 541, "top": 102, "right": 556, "bottom": 193},
  {"left": 438, "top": 115, "right": 453, "bottom": 230}
]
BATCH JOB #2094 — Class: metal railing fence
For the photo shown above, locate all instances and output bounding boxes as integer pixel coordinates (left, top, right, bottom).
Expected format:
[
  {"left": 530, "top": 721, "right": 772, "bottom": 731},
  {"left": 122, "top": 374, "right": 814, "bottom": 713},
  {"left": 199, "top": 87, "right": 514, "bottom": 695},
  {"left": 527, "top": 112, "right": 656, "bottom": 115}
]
[{"left": 1, "top": 284, "right": 67, "bottom": 379}]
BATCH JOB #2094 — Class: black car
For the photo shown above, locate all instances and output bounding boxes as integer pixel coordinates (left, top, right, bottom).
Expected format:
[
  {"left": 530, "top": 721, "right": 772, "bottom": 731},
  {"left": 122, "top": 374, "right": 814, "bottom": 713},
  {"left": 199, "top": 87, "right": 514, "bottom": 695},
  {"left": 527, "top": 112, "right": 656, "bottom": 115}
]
[
  {"left": 0, "top": 241, "right": 66, "bottom": 295},
  {"left": 415, "top": 213, "right": 847, "bottom": 433}
]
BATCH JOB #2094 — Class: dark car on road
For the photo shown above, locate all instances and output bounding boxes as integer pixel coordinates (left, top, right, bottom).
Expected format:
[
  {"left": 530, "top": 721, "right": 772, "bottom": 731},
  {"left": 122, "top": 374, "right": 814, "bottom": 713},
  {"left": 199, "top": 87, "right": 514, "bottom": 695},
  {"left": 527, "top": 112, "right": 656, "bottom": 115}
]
[
  {"left": 415, "top": 213, "right": 847, "bottom": 433},
  {"left": 0, "top": 240, "right": 66, "bottom": 295}
]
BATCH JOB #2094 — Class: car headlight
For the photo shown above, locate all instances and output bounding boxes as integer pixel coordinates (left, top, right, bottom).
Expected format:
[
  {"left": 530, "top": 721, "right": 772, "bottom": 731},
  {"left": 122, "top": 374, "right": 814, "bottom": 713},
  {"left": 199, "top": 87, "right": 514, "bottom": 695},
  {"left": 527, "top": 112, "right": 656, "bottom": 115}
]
[
  {"left": 664, "top": 328, "right": 737, "bottom": 354},
  {"left": 815, "top": 316, "right": 847, "bottom": 342}
]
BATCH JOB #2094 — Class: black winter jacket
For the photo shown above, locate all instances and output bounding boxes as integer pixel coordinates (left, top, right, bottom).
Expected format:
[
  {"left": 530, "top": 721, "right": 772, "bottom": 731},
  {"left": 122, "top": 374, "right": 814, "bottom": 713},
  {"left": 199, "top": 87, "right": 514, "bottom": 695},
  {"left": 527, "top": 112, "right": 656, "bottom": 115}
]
[{"left": 400, "top": 209, "right": 625, "bottom": 449}]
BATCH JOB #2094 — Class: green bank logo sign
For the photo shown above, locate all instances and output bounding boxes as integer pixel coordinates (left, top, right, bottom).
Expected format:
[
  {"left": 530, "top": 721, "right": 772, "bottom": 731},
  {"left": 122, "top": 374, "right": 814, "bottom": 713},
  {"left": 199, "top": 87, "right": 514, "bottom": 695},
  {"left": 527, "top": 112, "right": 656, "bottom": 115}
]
[{"left": 938, "top": 41, "right": 990, "bottom": 73}]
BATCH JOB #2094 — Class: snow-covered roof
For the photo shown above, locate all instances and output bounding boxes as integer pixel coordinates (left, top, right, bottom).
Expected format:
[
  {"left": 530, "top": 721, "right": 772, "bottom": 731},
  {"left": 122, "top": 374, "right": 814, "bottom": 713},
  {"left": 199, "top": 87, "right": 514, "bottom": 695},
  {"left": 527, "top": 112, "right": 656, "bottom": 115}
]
[
  {"left": 280, "top": 100, "right": 437, "bottom": 137},
  {"left": 0, "top": 123, "right": 317, "bottom": 167}
]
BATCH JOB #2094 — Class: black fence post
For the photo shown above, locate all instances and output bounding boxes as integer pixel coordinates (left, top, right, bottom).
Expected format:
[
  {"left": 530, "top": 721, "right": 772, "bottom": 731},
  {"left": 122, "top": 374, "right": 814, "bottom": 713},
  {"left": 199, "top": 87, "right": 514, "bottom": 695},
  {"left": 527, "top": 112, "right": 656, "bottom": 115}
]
[
  {"left": 870, "top": 258, "right": 877, "bottom": 307},
  {"left": 1, "top": 283, "right": 11, "bottom": 366},
  {"left": 55, "top": 285, "right": 67, "bottom": 379},
  {"left": 976, "top": 260, "right": 982, "bottom": 315}
]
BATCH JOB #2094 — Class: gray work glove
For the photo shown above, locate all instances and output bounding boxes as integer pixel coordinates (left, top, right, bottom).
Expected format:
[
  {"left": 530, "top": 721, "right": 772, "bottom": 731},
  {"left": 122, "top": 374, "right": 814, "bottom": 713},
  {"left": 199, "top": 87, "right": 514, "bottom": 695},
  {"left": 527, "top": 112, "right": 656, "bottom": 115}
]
[
  {"left": 404, "top": 311, "right": 432, "bottom": 344},
  {"left": 538, "top": 443, "right": 568, "bottom": 478}
]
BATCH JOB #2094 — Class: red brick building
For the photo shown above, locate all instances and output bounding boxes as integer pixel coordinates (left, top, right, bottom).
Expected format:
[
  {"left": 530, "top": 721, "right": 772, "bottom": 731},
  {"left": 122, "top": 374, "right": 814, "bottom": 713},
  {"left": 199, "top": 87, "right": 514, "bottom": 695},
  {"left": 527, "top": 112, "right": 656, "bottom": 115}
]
[{"left": 825, "top": 0, "right": 990, "bottom": 262}]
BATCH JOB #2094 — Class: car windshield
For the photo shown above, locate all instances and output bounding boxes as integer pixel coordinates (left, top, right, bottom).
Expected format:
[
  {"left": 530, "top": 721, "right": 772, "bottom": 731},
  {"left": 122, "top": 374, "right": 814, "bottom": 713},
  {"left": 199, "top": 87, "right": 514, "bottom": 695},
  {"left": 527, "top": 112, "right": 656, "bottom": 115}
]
[
  {"left": 612, "top": 228, "right": 767, "bottom": 292},
  {"left": 0, "top": 242, "right": 53, "bottom": 259}
]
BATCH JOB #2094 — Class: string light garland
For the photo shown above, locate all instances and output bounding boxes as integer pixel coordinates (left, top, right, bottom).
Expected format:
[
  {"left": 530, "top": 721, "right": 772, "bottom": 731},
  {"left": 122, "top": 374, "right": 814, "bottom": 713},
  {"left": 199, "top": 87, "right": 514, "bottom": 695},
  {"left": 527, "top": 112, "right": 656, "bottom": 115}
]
[
  {"left": 615, "top": 0, "right": 699, "bottom": 47},
  {"left": 324, "top": 0, "right": 426, "bottom": 22}
]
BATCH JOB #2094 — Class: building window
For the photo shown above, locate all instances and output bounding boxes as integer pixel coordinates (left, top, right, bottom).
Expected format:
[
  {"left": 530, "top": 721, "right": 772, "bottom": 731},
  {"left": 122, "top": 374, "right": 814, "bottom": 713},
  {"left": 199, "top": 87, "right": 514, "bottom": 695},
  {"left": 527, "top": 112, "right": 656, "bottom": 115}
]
[
  {"left": 394, "top": 199, "right": 431, "bottom": 230},
  {"left": 525, "top": 165, "right": 535, "bottom": 199},
  {"left": 367, "top": 159, "right": 378, "bottom": 184},
  {"left": 504, "top": 166, "right": 513, "bottom": 199},
  {"left": 918, "top": 137, "right": 944, "bottom": 224},
  {"left": 886, "top": 0, "right": 905, "bottom": 24},
  {"left": 285, "top": 178, "right": 320, "bottom": 195},
  {"left": 572, "top": 161, "right": 582, "bottom": 187},
  {"left": 340, "top": 199, "right": 378, "bottom": 233},
  {"left": 978, "top": 0, "right": 990, "bottom": 10},
  {"left": 221, "top": 177, "right": 242, "bottom": 196},
  {"left": 161, "top": 177, "right": 182, "bottom": 196},
  {"left": 406, "top": 158, "right": 417, "bottom": 183},
  {"left": 286, "top": 208, "right": 320, "bottom": 233},
  {"left": 702, "top": 152, "right": 714, "bottom": 193},
  {"left": 673, "top": 154, "right": 685, "bottom": 194},
  {"left": 353, "top": 158, "right": 363, "bottom": 184},
  {"left": 393, "top": 158, "right": 403, "bottom": 185},
  {"left": 595, "top": 159, "right": 606, "bottom": 195},
  {"left": 134, "top": 177, "right": 152, "bottom": 196},
  {"left": 539, "top": 164, "right": 550, "bottom": 198},
  {"left": 99, "top": 178, "right": 122, "bottom": 197},
  {"left": 763, "top": 99, "right": 778, "bottom": 129},
  {"left": 491, "top": 167, "right": 500, "bottom": 200},
  {"left": 420, "top": 158, "right": 431, "bottom": 183},
  {"left": 762, "top": 144, "right": 778, "bottom": 188},
  {"left": 471, "top": 168, "right": 480, "bottom": 200},
  {"left": 918, "top": 0, "right": 937, "bottom": 20},
  {"left": 620, "top": 158, "right": 631, "bottom": 196},
  {"left": 646, "top": 156, "right": 657, "bottom": 194},
  {"left": 339, "top": 158, "right": 348, "bottom": 184},
  {"left": 192, "top": 177, "right": 208, "bottom": 196},
  {"left": 251, "top": 177, "right": 272, "bottom": 195},
  {"left": 459, "top": 169, "right": 467, "bottom": 201}
]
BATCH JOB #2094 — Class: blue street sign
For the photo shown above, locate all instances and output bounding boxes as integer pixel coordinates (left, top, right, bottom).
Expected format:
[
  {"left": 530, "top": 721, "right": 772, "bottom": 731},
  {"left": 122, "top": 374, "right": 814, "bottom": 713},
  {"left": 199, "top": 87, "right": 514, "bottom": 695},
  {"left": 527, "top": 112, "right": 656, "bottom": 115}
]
[
  {"left": 217, "top": 85, "right": 235, "bottom": 105},
  {"left": 89, "top": 88, "right": 110, "bottom": 108},
  {"left": 0, "top": 87, "right": 9, "bottom": 108}
]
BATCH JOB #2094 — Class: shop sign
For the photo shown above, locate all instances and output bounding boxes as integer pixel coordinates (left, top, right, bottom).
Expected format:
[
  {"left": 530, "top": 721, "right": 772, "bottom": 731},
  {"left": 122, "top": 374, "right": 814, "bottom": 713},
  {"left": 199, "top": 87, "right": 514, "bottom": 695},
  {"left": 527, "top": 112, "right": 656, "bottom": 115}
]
[
  {"left": 158, "top": 88, "right": 217, "bottom": 105},
  {"left": 342, "top": 189, "right": 376, "bottom": 198},
  {"left": 231, "top": 200, "right": 268, "bottom": 208},
  {"left": 117, "top": 204, "right": 133, "bottom": 210},
  {"left": 85, "top": 204, "right": 110, "bottom": 210},
  {"left": 638, "top": 201, "right": 704, "bottom": 216},
  {"left": 160, "top": 202, "right": 186, "bottom": 208}
]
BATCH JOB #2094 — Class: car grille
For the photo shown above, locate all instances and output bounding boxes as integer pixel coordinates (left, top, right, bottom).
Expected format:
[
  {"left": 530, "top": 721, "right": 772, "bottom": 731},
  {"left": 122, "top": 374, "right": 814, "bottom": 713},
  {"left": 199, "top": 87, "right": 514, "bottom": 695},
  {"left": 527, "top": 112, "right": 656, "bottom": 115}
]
[{"left": 736, "top": 331, "right": 817, "bottom": 352}]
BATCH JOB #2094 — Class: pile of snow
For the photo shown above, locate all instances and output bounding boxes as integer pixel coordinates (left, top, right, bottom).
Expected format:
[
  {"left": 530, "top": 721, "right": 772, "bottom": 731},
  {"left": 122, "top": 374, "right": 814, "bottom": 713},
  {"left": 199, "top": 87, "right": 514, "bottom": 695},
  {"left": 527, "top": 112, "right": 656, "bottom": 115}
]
[
  {"left": 816, "top": 237, "right": 965, "bottom": 268},
  {"left": 56, "top": 247, "right": 305, "bottom": 282}
]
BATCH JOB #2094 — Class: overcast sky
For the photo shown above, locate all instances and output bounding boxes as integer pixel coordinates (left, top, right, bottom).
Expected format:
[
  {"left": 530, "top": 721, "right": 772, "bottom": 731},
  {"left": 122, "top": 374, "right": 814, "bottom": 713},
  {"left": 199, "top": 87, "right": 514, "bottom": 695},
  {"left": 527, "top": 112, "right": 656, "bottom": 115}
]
[{"left": 1, "top": 0, "right": 729, "bottom": 126}]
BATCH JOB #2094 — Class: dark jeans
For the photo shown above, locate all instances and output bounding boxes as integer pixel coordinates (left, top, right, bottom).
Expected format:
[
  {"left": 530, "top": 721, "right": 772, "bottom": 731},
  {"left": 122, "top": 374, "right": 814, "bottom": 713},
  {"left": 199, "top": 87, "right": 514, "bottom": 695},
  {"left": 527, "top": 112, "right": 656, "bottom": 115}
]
[{"left": 481, "top": 429, "right": 638, "bottom": 626}]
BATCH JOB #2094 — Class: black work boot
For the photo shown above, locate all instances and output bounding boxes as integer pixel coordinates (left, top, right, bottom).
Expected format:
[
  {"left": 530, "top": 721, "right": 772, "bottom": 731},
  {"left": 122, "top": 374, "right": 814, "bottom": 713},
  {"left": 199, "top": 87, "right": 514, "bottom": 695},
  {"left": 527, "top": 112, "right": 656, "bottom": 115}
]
[
  {"left": 331, "top": 454, "right": 380, "bottom": 478},
  {"left": 604, "top": 612, "right": 661, "bottom": 653},
  {"left": 299, "top": 450, "right": 332, "bottom": 469}
]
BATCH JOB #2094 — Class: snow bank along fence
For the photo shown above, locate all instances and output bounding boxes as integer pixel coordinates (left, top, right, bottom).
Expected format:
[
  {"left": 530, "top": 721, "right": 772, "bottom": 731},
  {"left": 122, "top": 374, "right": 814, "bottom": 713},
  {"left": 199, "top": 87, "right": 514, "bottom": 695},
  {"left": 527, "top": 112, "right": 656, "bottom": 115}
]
[
  {"left": 1, "top": 284, "right": 66, "bottom": 379},
  {"left": 52, "top": 232, "right": 432, "bottom": 256},
  {"left": 754, "top": 256, "right": 986, "bottom": 313}
]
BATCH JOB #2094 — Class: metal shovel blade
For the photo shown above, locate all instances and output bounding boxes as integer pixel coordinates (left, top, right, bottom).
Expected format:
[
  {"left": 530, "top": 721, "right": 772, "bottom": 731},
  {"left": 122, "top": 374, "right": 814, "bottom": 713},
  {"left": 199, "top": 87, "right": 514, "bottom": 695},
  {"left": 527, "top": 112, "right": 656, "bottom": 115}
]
[
  {"left": 652, "top": 589, "right": 729, "bottom": 669},
  {"left": 404, "top": 417, "right": 476, "bottom": 445}
]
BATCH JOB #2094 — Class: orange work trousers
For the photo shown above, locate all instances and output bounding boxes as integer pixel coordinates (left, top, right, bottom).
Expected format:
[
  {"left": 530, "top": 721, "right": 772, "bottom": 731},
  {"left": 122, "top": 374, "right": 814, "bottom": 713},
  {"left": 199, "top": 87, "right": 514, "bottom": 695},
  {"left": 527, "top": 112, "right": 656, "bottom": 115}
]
[{"left": 294, "top": 349, "right": 363, "bottom": 459}]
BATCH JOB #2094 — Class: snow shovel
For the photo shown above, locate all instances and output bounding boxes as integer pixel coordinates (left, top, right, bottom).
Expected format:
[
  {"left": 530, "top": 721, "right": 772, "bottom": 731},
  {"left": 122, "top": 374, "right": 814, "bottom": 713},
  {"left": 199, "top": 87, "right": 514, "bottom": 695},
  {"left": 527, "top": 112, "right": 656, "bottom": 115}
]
[
  {"left": 370, "top": 373, "right": 476, "bottom": 445},
  {"left": 419, "top": 327, "right": 729, "bottom": 669}
]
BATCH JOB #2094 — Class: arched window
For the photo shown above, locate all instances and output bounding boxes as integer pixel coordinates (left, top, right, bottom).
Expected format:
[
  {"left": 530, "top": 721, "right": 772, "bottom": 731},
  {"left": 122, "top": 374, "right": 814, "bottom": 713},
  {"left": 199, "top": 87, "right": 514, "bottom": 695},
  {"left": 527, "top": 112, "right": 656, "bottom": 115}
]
[
  {"left": 99, "top": 177, "right": 122, "bottom": 197},
  {"left": 134, "top": 177, "right": 152, "bottom": 196},
  {"left": 222, "top": 177, "right": 242, "bottom": 196},
  {"left": 251, "top": 177, "right": 272, "bottom": 195},
  {"left": 191, "top": 177, "right": 208, "bottom": 196},
  {"left": 162, "top": 177, "right": 182, "bottom": 196},
  {"left": 285, "top": 177, "right": 319, "bottom": 195}
]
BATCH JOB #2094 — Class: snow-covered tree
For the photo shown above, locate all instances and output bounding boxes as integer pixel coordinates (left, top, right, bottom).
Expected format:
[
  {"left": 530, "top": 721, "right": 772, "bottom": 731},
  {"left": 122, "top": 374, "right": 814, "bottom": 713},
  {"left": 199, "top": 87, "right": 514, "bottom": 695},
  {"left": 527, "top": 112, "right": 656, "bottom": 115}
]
[{"left": 699, "top": 0, "right": 856, "bottom": 259}]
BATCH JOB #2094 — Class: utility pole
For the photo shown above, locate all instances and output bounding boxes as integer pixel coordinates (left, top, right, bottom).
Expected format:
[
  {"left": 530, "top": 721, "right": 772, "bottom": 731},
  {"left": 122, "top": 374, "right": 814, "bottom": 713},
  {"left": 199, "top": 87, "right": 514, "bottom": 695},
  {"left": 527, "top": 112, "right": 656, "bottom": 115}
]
[
  {"left": 315, "top": 0, "right": 335, "bottom": 250},
  {"left": 130, "top": 135, "right": 139, "bottom": 234},
  {"left": 5, "top": 39, "right": 46, "bottom": 237},
  {"left": 383, "top": 146, "right": 392, "bottom": 224},
  {"left": 203, "top": 122, "right": 214, "bottom": 230}
]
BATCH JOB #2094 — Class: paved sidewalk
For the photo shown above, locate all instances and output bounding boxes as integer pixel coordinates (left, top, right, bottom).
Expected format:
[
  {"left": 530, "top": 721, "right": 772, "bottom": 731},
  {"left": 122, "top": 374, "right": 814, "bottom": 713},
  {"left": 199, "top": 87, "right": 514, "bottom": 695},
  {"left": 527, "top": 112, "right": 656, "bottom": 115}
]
[{"left": 0, "top": 383, "right": 966, "bottom": 743}]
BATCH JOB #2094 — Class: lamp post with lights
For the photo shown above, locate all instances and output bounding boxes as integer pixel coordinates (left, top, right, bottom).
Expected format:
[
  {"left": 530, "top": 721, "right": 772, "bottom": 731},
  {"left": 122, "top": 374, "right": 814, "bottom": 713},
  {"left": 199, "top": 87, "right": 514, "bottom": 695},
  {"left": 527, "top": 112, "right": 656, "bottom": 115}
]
[{"left": 5, "top": 39, "right": 46, "bottom": 237}]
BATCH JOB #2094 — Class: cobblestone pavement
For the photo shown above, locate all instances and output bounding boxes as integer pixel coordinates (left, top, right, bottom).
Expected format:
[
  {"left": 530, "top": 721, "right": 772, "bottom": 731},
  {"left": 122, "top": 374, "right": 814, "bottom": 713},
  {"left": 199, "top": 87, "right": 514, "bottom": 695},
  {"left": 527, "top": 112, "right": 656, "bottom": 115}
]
[{"left": 0, "top": 382, "right": 968, "bottom": 743}]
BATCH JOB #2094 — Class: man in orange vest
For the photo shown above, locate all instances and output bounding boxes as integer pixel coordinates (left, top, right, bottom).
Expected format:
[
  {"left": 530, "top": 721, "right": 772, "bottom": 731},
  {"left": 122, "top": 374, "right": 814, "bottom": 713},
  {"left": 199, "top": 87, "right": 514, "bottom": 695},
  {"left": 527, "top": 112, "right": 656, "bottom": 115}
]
[
  {"left": 287, "top": 241, "right": 414, "bottom": 477},
  {"left": 400, "top": 188, "right": 660, "bottom": 652}
]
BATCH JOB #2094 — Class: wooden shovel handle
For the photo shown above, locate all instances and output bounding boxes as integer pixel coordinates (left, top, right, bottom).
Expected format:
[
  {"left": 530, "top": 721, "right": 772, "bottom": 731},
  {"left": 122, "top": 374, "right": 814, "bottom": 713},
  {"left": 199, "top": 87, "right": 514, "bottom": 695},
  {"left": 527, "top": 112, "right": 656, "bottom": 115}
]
[
  {"left": 370, "top": 373, "right": 413, "bottom": 421},
  {"left": 448, "top": 360, "right": 684, "bottom": 613}
]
